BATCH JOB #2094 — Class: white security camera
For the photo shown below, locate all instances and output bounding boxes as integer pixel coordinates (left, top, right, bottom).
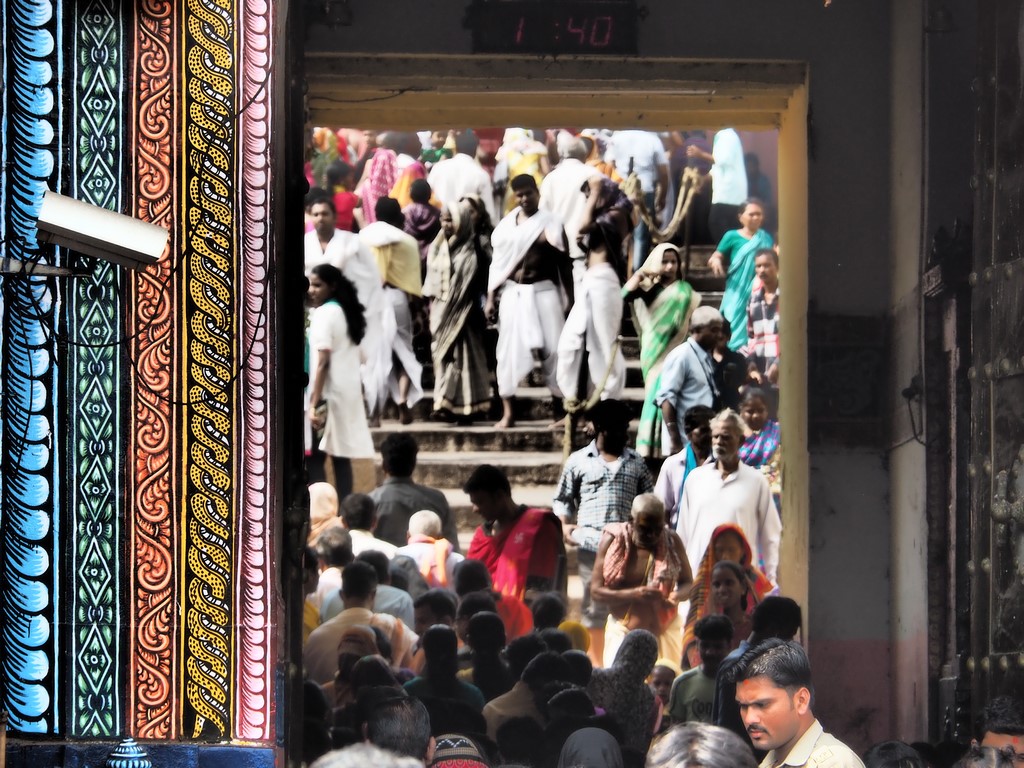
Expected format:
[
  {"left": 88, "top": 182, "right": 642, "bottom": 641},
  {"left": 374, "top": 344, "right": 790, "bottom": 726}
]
[{"left": 33, "top": 190, "right": 168, "bottom": 271}]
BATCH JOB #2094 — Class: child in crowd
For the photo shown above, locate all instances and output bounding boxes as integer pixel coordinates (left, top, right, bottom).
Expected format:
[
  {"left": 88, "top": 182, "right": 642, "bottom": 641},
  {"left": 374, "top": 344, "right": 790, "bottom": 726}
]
[{"left": 667, "top": 614, "right": 732, "bottom": 724}]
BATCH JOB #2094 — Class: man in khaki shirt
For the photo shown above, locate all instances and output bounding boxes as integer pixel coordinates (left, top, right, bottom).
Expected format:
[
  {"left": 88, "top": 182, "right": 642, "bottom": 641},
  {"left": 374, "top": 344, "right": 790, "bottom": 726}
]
[{"left": 733, "top": 639, "right": 864, "bottom": 768}]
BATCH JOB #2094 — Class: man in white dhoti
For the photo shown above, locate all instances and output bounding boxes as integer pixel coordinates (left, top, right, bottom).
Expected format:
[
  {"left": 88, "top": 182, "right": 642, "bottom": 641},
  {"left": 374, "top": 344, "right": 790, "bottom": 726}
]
[
  {"left": 305, "top": 199, "right": 386, "bottom": 417},
  {"left": 539, "top": 135, "right": 602, "bottom": 288},
  {"left": 556, "top": 176, "right": 632, "bottom": 404},
  {"left": 486, "top": 174, "right": 574, "bottom": 429},
  {"left": 359, "top": 197, "right": 425, "bottom": 425}
]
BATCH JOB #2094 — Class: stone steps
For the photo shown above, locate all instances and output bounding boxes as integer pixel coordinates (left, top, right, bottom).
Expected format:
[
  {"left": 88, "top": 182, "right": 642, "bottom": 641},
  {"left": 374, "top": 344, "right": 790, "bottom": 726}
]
[
  {"left": 383, "top": 385, "right": 648, "bottom": 422},
  {"left": 376, "top": 448, "right": 565, "bottom": 488},
  {"left": 372, "top": 420, "right": 637, "bottom": 453}
]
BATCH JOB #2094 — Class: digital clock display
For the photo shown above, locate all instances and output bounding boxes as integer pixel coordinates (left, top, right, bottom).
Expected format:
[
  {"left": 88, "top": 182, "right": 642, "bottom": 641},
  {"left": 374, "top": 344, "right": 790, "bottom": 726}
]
[{"left": 467, "top": 0, "right": 639, "bottom": 55}]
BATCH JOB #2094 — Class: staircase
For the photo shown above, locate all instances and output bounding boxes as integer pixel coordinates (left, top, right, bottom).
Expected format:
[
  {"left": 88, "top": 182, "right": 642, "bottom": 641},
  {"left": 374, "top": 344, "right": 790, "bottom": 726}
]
[{"left": 358, "top": 244, "right": 724, "bottom": 552}]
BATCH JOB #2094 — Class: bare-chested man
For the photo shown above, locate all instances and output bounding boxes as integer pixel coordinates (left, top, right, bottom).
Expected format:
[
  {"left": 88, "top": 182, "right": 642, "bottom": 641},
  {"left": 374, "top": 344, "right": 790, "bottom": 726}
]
[
  {"left": 591, "top": 493, "right": 692, "bottom": 667},
  {"left": 487, "top": 173, "right": 574, "bottom": 428}
]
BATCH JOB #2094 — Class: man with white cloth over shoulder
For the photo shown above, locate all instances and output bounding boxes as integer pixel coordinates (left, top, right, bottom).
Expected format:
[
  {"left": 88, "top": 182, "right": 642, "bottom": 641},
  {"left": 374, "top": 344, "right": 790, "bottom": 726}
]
[
  {"left": 556, "top": 175, "right": 632, "bottom": 403},
  {"left": 486, "top": 174, "right": 574, "bottom": 429}
]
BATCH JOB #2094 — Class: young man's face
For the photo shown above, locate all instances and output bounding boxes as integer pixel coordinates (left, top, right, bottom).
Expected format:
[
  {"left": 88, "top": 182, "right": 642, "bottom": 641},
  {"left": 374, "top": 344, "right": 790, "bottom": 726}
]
[
  {"left": 310, "top": 202, "right": 337, "bottom": 239},
  {"left": 468, "top": 490, "right": 500, "bottom": 523},
  {"left": 686, "top": 419, "right": 712, "bottom": 457},
  {"left": 515, "top": 186, "right": 540, "bottom": 215},
  {"left": 736, "top": 676, "right": 808, "bottom": 752},
  {"left": 755, "top": 253, "right": 779, "bottom": 286},
  {"left": 697, "top": 637, "right": 730, "bottom": 676}
]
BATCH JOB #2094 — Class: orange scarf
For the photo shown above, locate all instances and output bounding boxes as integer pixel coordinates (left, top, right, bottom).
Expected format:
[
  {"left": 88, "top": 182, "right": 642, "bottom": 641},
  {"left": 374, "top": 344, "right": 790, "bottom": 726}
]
[{"left": 409, "top": 533, "right": 453, "bottom": 587}]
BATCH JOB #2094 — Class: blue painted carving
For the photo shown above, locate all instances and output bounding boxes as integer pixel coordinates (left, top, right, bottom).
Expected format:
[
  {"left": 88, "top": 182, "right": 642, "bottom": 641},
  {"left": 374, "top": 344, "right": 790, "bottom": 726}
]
[
  {"left": 0, "top": 0, "right": 62, "bottom": 733},
  {"left": 68, "top": 0, "right": 124, "bottom": 738}
]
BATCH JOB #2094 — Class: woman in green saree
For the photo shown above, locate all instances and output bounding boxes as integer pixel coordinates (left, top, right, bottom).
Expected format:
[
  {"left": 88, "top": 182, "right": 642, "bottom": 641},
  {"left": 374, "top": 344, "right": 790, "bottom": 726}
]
[
  {"left": 708, "top": 198, "right": 774, "bottom": 352},
  {"left": 622, "top": 243, "right": 702, "bottom": 457}
]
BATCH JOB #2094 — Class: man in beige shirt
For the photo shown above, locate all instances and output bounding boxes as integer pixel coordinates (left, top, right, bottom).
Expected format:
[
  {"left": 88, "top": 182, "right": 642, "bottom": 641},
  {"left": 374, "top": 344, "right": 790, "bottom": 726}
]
[{"left": 733, "top": 639, "right": 864, "bottom": 768}]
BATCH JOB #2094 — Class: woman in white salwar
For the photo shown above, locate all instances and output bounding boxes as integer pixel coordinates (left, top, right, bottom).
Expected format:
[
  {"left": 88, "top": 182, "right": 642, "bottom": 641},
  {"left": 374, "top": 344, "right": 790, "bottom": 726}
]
[{"left": 307, "top": 264, "right": 374, "bottom": 498}]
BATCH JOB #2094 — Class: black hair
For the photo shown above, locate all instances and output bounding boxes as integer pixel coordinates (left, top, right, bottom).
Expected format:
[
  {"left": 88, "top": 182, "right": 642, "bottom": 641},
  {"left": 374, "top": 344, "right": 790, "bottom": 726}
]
[
  {"left": 741, "top": 387, "right": 770, "bottom": 408},
  {"left": 467, "top": 611, "right": 514, "bottom": 701},
  {"left": 410, "top": 178, "right": 432, "bottom": 205},
  {"left": 305, "top": 186, "right": 331, "bottom": 209},
  {"left": 754, "top": 246, "right": 779, "bottom": 265},
  {"left": 506, "top": 633, "right": 547, "bottom": 681},
  {"left": 310, "top": 196, "right": 337, "bottom": 214},
  {"left": 388, "top": 564, "right": 409, "bottom": 592},
  {"left": 304, "top": 678, "right": 331, "bottom": 723},
  {"left": 863, "top": 741, "right": 928, "bottom": 768},
  {"left": 522, "top": 651, "right": 572, "bottom": 690},
  {"left": 456, "top": 590, "right": 497, "bottom": 620},
  {"left": 453, "top": 558, "right": 493, "bottom": 597},
  {"left": 350, "top": 655, "right": 400, "bottom": 692},
  {"left": 531, "top": 592, "right": 567, "bottom": 630},
  {"left": 731, "top": 638, "right": 813, "bottom": 701},
  {"left": 683, "top": 404, "right": 716, "bottom": 434},
  {"left": 414, "top": 588, "right": 458, "bottom": 621},
  {"left": 496, "top": 717, "right": 544, "bottom": 766},
  {"left": 325, "top": 160, "right": 354, "bottom": 187},
  {"left": 380, "top": 432, "right": 418, "bottom": 477},
  {"left": 537, "top": 628, "right": 572, "bottom": 654},
  {"left": 315, "top": 527, "right": 353, "bottom": 568},
  {"left": 561, "top": 649, "right": 593, "bottom": 687},
  {"left": 546, "top": 686, "right": 595, "bottom": 720},
  {"left": 340, "top": 493, "right": 376, "bottom": 531},
  {"left": 454, "top": 130, "right": 479, "bottom": 156},
  {"left": 462, "top": 464, "right": 512, "bottom": 496},
  {"left": 421, "top": 624, "right": 460, "bottom": 694},
  {"left": 310, "top": 264, "right": 367, "bottom": 345},
  {"left": 302, "top": 717, "right": 333, "bottom": 766},
  {"left": 694, "top": 613, "right": 734, "bottom": 643},
  {"left": 750, "top": 596, "right": 802, "bottom": 639},
  {"left": 953, "top": 745, "right": 1017, "bottom": 768},
  {"left": 370, "top": 626, "right": 392, "bottom": 665},
  {"left": 585, "top": 398, "right": 632, "bottom": 434},
  {"left": 984, "top": 695, "right": 1024, "bottom": 736},
  {"left": 356, "top": 550, "right": 390, "bottom": 584},
  {"left": 740, "top": 197, "right": 765, "bottom": 213},
  {"left": 340, "top": 560, "right": 378, "bottom": 600},
  {"left": 366, "top": 693, "right": 432, "bottom": 760},
  {"left": 510, "top": 173, "right": 539, "bottom": 192},
  {"left": 711, "top": 560, "right": 750, "bottom": 610},
  {"left": 374, "top": 196, "right": 404, "bottom": 228}
]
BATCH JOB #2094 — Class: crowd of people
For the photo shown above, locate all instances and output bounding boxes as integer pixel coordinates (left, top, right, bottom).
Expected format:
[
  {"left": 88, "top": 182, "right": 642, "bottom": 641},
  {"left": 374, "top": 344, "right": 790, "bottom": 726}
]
[
  {"left": 297, "top": 128, "right": 1014, "bottom": 768},
  {"left": 300, "top": 447, "right": 1022, "bottom": 768}
]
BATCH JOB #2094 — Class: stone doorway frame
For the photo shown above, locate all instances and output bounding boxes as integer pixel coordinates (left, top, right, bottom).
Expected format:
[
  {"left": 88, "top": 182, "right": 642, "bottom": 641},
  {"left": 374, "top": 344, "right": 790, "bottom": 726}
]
[{"left": 302, "top": 53, "right": 811, "bottom": 612}]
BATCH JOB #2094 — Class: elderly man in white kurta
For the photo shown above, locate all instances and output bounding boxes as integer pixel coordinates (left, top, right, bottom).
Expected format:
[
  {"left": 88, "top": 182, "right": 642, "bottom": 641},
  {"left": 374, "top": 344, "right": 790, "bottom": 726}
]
[{"left": 676, "top": 409, "right": 781, "bottom": 582}]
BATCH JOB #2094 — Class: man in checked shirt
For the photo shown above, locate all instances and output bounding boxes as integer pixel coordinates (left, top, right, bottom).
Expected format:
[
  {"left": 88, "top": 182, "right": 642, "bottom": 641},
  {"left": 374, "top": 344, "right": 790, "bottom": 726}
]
[{"left": 553, "top": 398, "right": 654, "bottom": 666}]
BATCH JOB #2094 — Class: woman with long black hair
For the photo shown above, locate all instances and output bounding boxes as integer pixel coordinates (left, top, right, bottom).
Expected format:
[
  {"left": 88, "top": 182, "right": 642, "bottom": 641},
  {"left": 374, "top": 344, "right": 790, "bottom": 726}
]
[{"left": 307, "top": 263, "right": 374, "bottom": 497}]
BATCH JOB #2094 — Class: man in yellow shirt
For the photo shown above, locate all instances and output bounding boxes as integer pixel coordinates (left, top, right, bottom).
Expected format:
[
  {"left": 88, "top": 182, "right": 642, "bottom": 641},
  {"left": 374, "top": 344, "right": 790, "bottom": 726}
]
[{"left": 733, "top": 639, "right": 864, "bottom": 768}]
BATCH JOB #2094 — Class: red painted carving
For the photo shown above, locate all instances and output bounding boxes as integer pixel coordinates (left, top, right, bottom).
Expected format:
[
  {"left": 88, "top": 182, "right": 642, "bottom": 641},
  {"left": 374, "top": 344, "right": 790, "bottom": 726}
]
[{"left": 128, "top": 0, "right": 178, "bottom": 740}]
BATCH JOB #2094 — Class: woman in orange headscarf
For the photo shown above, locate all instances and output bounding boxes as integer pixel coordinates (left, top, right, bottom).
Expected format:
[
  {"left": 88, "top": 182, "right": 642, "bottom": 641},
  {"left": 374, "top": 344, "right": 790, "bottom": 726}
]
[{"left": 681, "top": 524, "right": 775, "bottom": 668}]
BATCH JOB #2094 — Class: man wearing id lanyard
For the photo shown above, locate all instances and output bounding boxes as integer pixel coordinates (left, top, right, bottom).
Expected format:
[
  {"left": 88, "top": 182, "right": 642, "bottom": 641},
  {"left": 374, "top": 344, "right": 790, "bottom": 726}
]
[{"left": 654, "top": 306, "right": 724, "bottom": 456}]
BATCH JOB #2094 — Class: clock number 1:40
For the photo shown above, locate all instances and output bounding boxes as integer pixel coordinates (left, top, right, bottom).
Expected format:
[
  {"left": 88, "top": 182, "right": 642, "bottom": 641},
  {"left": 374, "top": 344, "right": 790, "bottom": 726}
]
[{"left": 565, "top": 16, "right": 614, "bottom": 47}]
